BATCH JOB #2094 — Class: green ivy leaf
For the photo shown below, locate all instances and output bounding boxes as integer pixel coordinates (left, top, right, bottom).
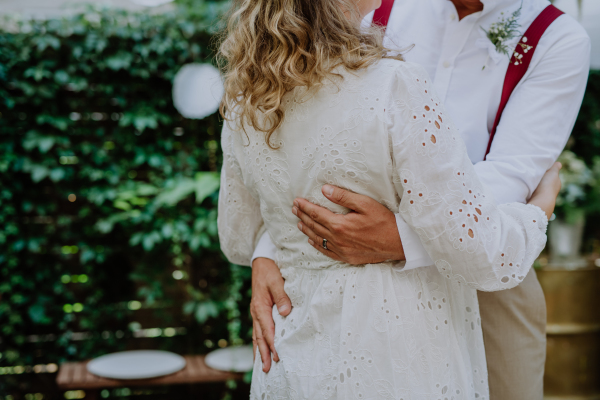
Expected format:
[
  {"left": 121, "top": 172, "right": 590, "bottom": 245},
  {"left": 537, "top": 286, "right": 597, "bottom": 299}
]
[
  {"left": 30, "top": 165, "right": 49, "bottom": 182},
  {"left": 194, "top": 172, "right": 220, "bottom": 204},
  {"left": 105, "top": 51, "right": 133, "bottom": 70},
  {"left": 194, "top": 301, "right": 219, "bottom": 324},
  {"left": 38, "top": 137, "right": 56, "bottom": 153},
  {"left": 28, "top": 304, "right": 46, "bottom": 323},
  {"left": 49, "top": 168, "right": 66, "bottom": 182}
]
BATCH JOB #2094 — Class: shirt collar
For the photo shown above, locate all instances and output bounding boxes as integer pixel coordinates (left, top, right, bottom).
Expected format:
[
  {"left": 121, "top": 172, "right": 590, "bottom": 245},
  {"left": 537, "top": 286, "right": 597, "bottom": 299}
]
[{"left": 439, "top": 0, "right": 528, "bottom": 20}]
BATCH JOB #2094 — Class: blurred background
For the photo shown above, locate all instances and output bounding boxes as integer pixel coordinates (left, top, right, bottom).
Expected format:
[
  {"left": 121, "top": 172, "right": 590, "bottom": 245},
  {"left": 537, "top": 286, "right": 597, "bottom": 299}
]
[{"left": 0, "top": 0, "right": 598, "bottom": 399}]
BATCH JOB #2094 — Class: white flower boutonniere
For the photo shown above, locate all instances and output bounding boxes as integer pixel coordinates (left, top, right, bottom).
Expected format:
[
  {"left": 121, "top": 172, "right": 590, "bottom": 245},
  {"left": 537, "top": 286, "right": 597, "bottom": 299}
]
[{"left": 480, "top": 3, "right": 527, "bottom": 70}]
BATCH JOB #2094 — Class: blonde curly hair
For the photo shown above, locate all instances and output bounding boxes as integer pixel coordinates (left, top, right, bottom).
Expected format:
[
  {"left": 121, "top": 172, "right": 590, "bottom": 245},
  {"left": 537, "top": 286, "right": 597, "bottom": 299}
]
[{"left": 217, "top": 0, "right": 402, "bottom": 148}]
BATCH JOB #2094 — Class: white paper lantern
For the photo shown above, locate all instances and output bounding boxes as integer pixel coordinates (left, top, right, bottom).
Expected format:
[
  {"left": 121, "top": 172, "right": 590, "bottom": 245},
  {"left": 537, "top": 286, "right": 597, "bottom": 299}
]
[
  {"left": 173, "top": 63, "right": 225, "bottom": 120},
  {"left": 553, "top": 0, "right": 600, "bottom": 69}
]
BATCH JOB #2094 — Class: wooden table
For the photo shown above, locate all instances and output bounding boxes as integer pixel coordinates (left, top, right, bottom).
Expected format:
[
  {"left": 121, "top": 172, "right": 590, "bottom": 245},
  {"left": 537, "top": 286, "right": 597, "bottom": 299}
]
[{"left": 57, "top": 355, "right": 243, "bottom": 394}]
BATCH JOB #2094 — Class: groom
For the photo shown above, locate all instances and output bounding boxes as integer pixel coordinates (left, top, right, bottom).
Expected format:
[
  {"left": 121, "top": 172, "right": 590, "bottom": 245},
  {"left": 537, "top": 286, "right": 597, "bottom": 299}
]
[{"left": 248, "top": 0, "right": 590, "bottom": 398}]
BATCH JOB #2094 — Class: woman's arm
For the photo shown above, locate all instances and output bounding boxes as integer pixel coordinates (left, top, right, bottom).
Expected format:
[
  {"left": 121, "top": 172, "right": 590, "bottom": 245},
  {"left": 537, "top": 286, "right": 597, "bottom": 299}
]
[
  {"left": 217, "top": 122, "right": 265, "bottom": 266},
  {"left": 389, "top": 62, "right": 548, "bottom": 292}
]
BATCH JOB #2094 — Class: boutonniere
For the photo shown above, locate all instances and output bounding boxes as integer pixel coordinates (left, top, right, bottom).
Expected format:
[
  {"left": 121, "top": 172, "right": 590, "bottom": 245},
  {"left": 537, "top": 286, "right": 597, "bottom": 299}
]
[{"left": 479, "top": 3, "right": 528, "bottom": 70}]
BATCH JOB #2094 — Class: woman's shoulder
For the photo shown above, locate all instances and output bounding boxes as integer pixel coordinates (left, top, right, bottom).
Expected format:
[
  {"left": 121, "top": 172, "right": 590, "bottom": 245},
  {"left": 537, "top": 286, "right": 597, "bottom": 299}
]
[{"left": 367, "top": 59, "right": 432, "bottom": 88}]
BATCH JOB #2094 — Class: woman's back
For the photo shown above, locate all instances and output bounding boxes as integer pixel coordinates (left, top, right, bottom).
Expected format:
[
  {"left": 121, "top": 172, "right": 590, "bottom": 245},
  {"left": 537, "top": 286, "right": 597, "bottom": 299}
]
[
  {"left": 222, "top": 58, "right": 407, "bottom": 271},
  {"left": 219, "top": 57, "right": 548, "bottom": 399}
]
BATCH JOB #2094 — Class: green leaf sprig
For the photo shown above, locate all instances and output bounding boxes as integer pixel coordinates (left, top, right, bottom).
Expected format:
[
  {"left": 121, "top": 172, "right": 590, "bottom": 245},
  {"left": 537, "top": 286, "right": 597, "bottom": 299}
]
[{"left": 481, "top": 3, "right": 523, "bottom": 69}]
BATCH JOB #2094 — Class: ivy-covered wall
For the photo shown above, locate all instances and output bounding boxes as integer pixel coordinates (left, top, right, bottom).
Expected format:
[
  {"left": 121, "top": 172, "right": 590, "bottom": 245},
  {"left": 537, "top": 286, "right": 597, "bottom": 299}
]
[{"left": 0, "top": 4, "right": 252, "bottom": 399}]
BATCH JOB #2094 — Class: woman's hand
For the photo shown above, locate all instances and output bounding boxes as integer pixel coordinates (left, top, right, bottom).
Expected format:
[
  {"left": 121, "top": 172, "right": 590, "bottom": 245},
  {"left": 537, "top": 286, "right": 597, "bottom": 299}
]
[
  {"left": 251, "top": 257, "right": 292, "bottom": 373},
  {"left": 528, "top": 162, "right": 562, "bottom": 220}
]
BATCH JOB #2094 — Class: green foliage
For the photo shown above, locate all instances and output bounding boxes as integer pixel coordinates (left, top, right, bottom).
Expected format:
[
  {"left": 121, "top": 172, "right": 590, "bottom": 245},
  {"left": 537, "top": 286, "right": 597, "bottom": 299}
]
[
  {"left": 0, "top": 4, "right": 251, "bottom": 398},
  {"left": 568, "top": 70, "right": 600, "bottom": 246},
  {"left": 555, "top": 150, "right": 596, "bottom": 223},
  {"left": 570, "top": 70, "right": 600, "bottom": 165}
]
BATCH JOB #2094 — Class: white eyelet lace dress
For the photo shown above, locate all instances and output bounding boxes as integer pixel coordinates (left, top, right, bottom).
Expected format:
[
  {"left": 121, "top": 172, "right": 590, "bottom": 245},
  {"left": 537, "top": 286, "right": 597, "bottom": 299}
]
[{"left": 217, "top": 60, "right": 548, "bottom": 400}]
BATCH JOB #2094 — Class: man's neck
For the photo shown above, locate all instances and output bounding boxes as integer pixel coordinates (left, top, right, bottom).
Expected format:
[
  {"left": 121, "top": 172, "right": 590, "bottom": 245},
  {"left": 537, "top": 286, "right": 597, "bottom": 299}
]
[{"left": 450, "top": 0, "right": 484, "bottom": 20}]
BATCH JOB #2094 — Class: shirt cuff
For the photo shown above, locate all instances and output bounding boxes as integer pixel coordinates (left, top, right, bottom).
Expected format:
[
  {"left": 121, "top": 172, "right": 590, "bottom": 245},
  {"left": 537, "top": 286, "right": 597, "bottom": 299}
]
[
  {"left": 251, "top": 231, "right": 278, "bottom": 264},
  {"left": 394, "top": 213, "right": 433, "bottom": 271}
]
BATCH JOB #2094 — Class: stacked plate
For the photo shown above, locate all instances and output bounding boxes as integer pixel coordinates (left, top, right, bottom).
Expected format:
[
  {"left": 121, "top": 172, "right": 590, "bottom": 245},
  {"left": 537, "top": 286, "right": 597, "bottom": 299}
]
[
  {"left": 87, "top": 350, "right": 186, "bottom": 380},
  {"left": 204, "top": 345, "right": 254, "bottom": 373}
]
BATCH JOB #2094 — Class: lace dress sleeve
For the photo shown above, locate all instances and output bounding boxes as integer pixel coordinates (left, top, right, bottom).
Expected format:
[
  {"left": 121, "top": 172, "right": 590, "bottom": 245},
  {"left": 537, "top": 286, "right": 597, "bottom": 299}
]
[
  {"left": 217, "top": 122, "right": 265, "bottom": 266},
  {"left": 388, "top": 62, "right": 548, "bottom": 292}
]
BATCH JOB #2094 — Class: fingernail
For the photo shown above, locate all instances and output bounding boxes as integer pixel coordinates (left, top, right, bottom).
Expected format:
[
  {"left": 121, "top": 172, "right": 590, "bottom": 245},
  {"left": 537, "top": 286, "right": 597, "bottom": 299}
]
[
  {"left": 308, "top": 239, "right": 314, "bottom": 245},
  {"left": 278, "top": 304, "right": 289, "bottom": 314},
  {"left": 323, "top": 185, "right": 334, "bottom": 196},
  {"left": 292, "top": 207, "right": 297, "bottom": 216},
  {"left": 297, "top": 222, "right": 302, "bottom": 230},
  {"left": 293, "top": 200, "right": 299, "bottom": 207}
]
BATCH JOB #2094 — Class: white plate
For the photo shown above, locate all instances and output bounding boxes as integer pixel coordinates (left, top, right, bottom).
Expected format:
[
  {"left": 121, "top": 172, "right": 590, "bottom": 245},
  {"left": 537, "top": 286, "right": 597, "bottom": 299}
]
[
  {"left": 87, "top": 350, "right": 186, "bottom": 380},
  {"left": 205, "top": 345, "right": 254, "bottom": 373}
]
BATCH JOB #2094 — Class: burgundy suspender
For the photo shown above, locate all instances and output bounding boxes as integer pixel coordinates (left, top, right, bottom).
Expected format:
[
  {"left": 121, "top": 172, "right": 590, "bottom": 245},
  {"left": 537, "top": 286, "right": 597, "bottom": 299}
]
[
  {"left": 371, "top": 1, "right": 564, "bottom": 159},
  {"left": 484, "top": 5, "right": 564, "bottom": 158},
  {"left": 372, "top": 0, "right": 396, "bottom": 30}
]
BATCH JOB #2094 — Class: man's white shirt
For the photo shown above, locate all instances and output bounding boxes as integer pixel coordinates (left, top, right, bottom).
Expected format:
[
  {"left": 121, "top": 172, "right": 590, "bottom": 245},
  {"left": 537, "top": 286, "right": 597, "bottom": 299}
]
[{"left": 252, "top": 0, "right": 590, "bottom": 269}]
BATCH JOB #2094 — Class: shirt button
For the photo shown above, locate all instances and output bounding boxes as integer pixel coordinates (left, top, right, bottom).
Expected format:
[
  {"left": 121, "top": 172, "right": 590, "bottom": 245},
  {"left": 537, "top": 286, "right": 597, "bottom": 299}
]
[
  {"left": 450, "top": 14, "right": 456, "bottom": 21},
  {"left": 443, "top": 61, "right": 451, "bottom": 68}
]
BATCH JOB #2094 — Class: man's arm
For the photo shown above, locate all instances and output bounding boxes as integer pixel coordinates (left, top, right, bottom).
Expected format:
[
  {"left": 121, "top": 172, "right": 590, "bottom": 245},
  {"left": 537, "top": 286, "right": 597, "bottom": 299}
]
[
  {"left": 295, "top": 20, "right": 591, "bottom": 266},
  {"left": 474, "top": 23, "right": 591, "bottom": 204},
  {"left": 252, "top": 231, "right": 278, "bottom": 262}
]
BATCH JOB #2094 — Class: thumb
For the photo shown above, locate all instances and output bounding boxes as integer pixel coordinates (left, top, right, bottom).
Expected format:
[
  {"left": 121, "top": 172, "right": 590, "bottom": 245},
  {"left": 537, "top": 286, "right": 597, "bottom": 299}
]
[
  {"left": 551, "top": 161, "right": 562, "bottom": 172},
  {"left": 271, "top": 286, "right": 292, "bottom": 317},
  {"left": 322, "top": 185, "right": 366, "bottom": 212}
]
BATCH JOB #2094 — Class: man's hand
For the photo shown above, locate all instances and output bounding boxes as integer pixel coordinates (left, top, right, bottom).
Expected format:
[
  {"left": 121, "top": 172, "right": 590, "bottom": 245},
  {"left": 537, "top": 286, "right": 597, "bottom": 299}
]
[
  {"left": 251, "top": 257, "right": 291, "bottom": 373},
  {"left": 292, "top": 184, "right": 405, "bottom": 264},
  {"left": 528, "top": 162, "right": 562, "bottom": 220}
]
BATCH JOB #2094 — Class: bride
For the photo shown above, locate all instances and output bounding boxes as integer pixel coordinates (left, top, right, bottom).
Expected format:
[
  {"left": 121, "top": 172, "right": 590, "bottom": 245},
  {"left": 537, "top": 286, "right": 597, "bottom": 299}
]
[{"left": 216, "top": 0, "right": 560, "bottom": 398}]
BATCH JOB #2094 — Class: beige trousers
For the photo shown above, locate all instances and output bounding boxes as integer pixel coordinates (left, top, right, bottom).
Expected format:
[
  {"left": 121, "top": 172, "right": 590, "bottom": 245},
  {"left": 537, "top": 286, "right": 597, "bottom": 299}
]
[{"left": 478, "top": 268, "right": 547, "bottom": 400}]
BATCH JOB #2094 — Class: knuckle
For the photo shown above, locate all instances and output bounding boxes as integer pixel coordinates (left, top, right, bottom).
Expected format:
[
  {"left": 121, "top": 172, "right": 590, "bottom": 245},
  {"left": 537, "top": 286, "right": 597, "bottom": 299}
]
[
  {"left": 330, "top": 220, "right": 344, "bottom": 234},
  {"left": 358, "top": 199, "right": 371, "bottom": 211},
  {"left": 254, "top": 312, "right": 265, "bottom": 322},
  {"left": 274, "top": 295, "right": 289, "bottom": 305},
  {"left": 309, "top": 210, "right": 319, "bottom": 221}
]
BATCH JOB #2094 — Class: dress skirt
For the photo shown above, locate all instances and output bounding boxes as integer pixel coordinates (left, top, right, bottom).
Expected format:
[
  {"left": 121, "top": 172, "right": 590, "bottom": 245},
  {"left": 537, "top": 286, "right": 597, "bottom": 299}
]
[{"left": 250, "top": 263, "right": 490, "bottom": 400}]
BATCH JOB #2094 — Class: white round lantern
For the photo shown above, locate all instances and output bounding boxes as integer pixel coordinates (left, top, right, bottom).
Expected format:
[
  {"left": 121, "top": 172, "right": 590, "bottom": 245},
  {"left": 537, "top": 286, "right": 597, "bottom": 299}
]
[{"left": 173, "top": 63, "right": 225, "bottom": 120}]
